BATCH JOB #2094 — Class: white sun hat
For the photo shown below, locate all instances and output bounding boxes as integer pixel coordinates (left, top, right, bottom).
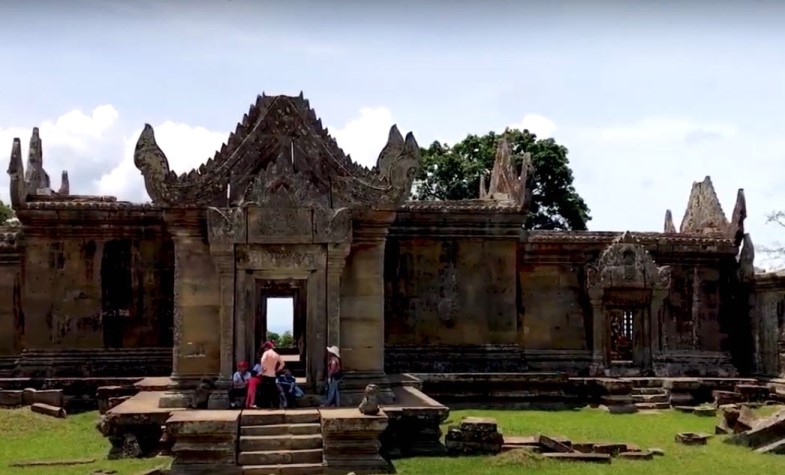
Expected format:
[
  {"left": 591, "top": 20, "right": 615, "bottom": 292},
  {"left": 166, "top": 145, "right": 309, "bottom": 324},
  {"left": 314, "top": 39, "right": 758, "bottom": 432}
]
[{"left": 326, "top": 346, "right": 341, "bottom": 358}]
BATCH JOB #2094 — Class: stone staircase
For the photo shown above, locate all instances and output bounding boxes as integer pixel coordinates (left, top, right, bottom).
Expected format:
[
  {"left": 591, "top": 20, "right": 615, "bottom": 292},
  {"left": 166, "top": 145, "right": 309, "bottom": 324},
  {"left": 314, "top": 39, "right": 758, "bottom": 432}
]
[
  {"left": 630, "top": 381, "right": 671, "bottom": 410},
  {"left": 238, "top": 409, "right": 324, "bottom": 475}
]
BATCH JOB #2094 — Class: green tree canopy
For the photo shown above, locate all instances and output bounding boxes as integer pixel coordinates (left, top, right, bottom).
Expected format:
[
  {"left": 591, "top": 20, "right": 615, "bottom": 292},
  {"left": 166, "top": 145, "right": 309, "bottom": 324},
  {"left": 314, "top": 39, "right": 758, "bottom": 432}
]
[
  {"left": 412, "top": 128, "right": 591, "bottom": 231},
  {"left": 0, "top": 200, "right": 13, "bottom": 224}
]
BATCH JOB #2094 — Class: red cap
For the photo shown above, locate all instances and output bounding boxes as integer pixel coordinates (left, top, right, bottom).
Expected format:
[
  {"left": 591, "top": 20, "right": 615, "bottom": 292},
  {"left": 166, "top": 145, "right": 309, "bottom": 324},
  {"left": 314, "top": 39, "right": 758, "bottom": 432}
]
[
  {"left": 237, "top": 361, "right": 248, "bottom": 369},
  {"left": 263, "top": 341, "right": 275, "bottom": 350}
]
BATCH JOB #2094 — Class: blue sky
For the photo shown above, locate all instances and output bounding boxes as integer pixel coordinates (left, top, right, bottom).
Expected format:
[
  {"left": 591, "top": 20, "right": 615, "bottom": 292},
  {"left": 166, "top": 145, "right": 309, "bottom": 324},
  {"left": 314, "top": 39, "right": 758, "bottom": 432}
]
[{"left": 2, "top": 0, "right": 785, "bottom": 332}]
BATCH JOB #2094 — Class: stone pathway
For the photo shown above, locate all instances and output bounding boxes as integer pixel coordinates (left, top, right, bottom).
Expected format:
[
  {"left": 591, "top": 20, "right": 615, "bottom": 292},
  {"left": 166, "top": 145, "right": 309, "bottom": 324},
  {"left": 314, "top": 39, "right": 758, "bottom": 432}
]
[{"left": 238, "top": 408, "right": 324, "bottom": 475}]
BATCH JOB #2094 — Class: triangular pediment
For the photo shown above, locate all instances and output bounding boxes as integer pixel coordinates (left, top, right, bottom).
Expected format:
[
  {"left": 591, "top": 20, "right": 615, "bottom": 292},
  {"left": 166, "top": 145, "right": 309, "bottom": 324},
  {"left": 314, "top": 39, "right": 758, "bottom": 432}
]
[{"left": 134, "top": 93, "right": 421, "bottom": 209}]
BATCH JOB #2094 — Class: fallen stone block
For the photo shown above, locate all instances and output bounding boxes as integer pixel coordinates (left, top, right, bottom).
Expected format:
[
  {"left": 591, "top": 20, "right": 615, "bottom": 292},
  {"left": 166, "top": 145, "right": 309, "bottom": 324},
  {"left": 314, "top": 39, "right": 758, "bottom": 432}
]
[
  {"left": 459, "top": 417, "right": 497, "bottom": 433},
  {"left": 727, "top": 408, "right": 785, "bottom": 448},
  {"left": 0, "top": 390, "right": 23, "bottom": 407},
  {"left": 734, "top": 406, "right": 759, "bottom": 433},
  {"left": 736, "top": 385, "right": 771, "bottom": 402},
  {"left": 619, "top": 451, "right": 653, "bottom": 460},
  {"left": 670, "top": 393, "right": 696, "bottom": 406},
  {"left": 22, "top": 388, "right": 37, "bottom": 406},
  {"left": 674, "top": 406, "right": 695, "bottom": 413},
  {"left": 714, "top": 390, "right": 745, "bottom": 406},
  {"left": 649, "top": 447, "right": 665, "bottom": 456},
  {"left": 754, "top": 438, "right": 785, "bottom": 454},
  {"left": 108, "top": 396, "right": 131, "bottom": 411},
  {"left": 33, "top": 389, "right": 63, "bottom": 408},
  {"left": 9, "top": 458, "right": 95, "bottom": 467},
  {"left": 537, "top": 434, "right": 573, "bottom": 453},
  {"left": 693, "top": 406, "right": 717, "bottom": 417},
  {"left": 31, "top": 403, "right": 67, "bottom": 419},
  {"left": 675, "top": 432, "right": 711, "bottom": 446},
  {"left": 592, "top": 443, "right": 627, "bottom": 456},
  {"left": 542, "top": 452, "right": 610, "bottom": 463},
  {"left": 572, "top": 442, "right": 595, "bottom": 453}
]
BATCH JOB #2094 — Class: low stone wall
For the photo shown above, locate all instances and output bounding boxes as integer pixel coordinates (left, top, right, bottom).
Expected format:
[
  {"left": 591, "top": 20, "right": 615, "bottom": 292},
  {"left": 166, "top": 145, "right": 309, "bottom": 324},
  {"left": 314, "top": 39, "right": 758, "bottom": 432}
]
[
  {"left": 653, "top": 351, "right": 739, "bottom": 377},
  {"left": 322, "top": 409, "right": 391, "bottom": 475},
  {"left": 415, "top": 372, "right": 592, "bottom": 409},
  {"left": 167, "top": 410, "right": 240, "bottom": 475},
  {"left": 385, "top": 346, "right": 594, "bottom": 375},
  {"left": 12, "top": 347, "right": 172, "bottom": 378},
  {"left": 0, "top": 377, "right": 142, "bottom": 412},
  {"left": 381, "top": 386, "right": 449, "bottom": 458}
]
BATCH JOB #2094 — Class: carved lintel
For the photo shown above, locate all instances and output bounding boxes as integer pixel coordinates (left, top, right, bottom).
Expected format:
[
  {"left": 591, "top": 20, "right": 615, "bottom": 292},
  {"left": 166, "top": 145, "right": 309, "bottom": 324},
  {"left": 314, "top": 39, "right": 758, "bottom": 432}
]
[
  {"left": 586, "top": 232, "right": 670, "bottom": 293},
  {"left": 314, "top": 207, "right": 353, "bottom": 243},
  {"left": 207, "top": 207, "right": 246, "bottom": 244}
]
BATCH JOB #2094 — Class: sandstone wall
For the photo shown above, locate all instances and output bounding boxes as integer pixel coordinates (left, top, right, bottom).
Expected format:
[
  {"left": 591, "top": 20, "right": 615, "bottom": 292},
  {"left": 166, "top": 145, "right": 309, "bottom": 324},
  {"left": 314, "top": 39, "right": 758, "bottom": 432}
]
[
  {"left": 17, "top": 209, "right": 174, "bottom": 352},
  {"left": 0, "top": 235, "right": 21, "bottom": 355},
  {"left": 384, "top": 237, "right": 518, "bottom": 347},
  {"left": 752, "top": 272, "right": 785, "bottom": 376}
]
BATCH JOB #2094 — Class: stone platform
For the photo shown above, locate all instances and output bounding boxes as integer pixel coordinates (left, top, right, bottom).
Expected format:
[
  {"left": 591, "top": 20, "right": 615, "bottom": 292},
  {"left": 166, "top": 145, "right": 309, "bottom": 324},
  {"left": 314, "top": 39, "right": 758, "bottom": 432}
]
[{"left": 101, "top": 374, "right": 449, "bottom": 474}]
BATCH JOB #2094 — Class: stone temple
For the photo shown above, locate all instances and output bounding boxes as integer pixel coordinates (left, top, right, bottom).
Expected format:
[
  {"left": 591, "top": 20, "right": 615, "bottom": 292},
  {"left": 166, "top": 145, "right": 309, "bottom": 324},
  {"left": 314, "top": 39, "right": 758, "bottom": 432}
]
[{"left": 1, "top": 93, "right": 785, "bottom": 473}]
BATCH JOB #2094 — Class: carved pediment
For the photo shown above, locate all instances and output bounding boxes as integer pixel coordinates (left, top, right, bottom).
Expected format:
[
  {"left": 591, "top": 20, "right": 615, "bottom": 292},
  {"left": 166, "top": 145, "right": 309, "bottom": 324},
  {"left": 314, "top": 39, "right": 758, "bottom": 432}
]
[
  {"left": 134, "top": 93, "right": 420, "bottom": 210},
  {"left": 586, "top": 231, "right": 671, "bottom": 290}
]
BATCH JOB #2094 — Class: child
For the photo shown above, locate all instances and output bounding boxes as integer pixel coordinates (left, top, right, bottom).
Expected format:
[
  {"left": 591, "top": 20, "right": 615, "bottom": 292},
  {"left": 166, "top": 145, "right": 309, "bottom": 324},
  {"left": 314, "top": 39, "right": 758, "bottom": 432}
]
[{"left": 229, "top": 361, "right": 251, "bottom": 408}]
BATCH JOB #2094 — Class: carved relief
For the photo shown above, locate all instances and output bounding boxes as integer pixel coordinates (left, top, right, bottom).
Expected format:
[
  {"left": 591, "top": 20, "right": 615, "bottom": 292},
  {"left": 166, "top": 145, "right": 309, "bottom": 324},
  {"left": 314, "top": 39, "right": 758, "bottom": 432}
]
[
  {"left": 586, "top": 231, "right": 671, "bottom": 291},
  {"left": 314, "top": 208, "right": 352, "bottom": 243},
  {"left": 207, "top": 207, "right": 246, "bottom": 244},
  {"left": 235, "top": 245, "right": 326, "bottom": 271},
  {"left": 133, "top": 94, "right": 420, "bottom": 209},
  {"left": 247, "top": 207, "right": 312, "bottom": 242}
]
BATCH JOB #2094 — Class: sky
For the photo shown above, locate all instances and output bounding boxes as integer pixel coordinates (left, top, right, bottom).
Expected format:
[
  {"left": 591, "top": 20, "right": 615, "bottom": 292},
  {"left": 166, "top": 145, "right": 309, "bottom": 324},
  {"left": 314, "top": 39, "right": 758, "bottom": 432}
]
[{"left": 1, "top": 0, "right": 784, "bottom": 333}]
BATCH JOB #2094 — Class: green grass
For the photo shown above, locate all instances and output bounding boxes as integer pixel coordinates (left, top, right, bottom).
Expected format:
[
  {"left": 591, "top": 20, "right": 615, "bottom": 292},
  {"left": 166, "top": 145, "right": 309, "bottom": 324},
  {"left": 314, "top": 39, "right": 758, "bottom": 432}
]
[
  {"left": 0, "top": 408, "right": 170, "bottom": 475},
  {"left": 3, "top": 406, "right": 785, "bottom": 475},
  {"left": 393, "top": 407, "right": 785, "bottom": 475}
]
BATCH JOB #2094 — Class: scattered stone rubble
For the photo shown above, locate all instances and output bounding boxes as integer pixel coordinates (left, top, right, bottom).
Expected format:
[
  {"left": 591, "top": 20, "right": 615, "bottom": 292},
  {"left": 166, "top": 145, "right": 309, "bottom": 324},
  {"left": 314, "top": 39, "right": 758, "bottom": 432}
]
[
  {"left": 0, "top": 388, "right": 66, "bottom": 417},
  {"left": 719, "top": 405, "right": 785, "bottom": 454},
  {"left": 501, "top": 432, "right": 662, "bottom": 464},
  {"left": 445, "top": 417, "right": 504, "bottom": 455}
]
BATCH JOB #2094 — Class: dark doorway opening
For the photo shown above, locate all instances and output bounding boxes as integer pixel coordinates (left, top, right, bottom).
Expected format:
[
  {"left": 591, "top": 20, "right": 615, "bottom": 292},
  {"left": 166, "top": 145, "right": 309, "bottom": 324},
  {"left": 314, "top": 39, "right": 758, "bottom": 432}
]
[
  {"left": 254, "top": 281, "right": 307, "bottom": 381},
  {"left": 610, "top": 309, "right": 635, "bottom": 363}
]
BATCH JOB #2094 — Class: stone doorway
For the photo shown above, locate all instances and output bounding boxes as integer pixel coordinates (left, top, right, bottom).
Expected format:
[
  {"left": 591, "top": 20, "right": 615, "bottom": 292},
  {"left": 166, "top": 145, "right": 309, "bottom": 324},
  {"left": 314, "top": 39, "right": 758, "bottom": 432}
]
[
  {"left": 609, "top": 309, "right": 635, "bottom": 363},
  {"left": 253, "top": 279, "right": 307, "bottom": 382}
]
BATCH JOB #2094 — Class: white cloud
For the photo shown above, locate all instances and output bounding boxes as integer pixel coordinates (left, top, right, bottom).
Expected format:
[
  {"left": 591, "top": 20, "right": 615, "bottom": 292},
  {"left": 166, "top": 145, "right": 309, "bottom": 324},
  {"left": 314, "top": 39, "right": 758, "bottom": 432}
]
[
  {"left": 95, "top": 122, "right": 228, "bottom": 202},
  {"left": 331, "top": 106, "right": 395, "bottom": 168},
  {"left": 561, "top": 116, "right": 784, "bottom": 270},
  {"left": 510, "top": 114, "right": 558, "bottom": 138}
]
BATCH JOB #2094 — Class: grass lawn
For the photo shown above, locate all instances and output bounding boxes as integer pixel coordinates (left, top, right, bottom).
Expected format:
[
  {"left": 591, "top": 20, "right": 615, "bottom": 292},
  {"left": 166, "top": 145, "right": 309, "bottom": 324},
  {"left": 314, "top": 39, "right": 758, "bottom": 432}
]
[
  {"left": 2, "top": 406, "right": 785, "bottom": 475},
  {"left": 394, "top": 407, "right": 785, "bottom": 475},
  {"left": 0, "top": 408, "right": 170, "bottom": 475}
]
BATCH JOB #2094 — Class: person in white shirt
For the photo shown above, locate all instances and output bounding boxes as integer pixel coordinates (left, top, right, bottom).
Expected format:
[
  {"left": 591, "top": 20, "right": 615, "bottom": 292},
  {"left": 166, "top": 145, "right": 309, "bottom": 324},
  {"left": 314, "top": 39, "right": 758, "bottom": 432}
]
[{"left": 229, "top": 361, "right": 251, "bottom": 408}]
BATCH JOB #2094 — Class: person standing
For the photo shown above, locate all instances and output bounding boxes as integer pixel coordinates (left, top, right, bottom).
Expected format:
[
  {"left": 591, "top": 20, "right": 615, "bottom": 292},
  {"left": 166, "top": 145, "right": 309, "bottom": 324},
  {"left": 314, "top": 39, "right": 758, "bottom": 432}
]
[
  {"left": 260, "top": 341, "right": 285, "bottom": 409},
  {"left": 322, "top": 345, "right": 342, "bottom": 408}
]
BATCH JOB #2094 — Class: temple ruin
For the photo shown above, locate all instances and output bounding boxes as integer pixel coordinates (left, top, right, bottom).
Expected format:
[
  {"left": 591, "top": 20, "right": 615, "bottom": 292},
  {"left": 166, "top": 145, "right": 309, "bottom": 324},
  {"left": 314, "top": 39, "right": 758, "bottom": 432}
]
[{"left": 2, "top": 93, "right": 785, "bottom": 473}]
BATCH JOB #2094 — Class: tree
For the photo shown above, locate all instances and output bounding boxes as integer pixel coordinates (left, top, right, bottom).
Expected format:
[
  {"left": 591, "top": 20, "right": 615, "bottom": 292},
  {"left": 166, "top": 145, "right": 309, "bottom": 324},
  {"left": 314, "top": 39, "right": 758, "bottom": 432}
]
[
  {"left": 279, "top": 331, "right": 294, "bottom": 348},
  {"left": 0, "top": 200, "right": 13, "bottom": 224},
  {"left": 266, "top": 331, "right": 281, "bottom": 347},
  {"left": 413, "top": 129, "right": 592, "bottom": 230}
]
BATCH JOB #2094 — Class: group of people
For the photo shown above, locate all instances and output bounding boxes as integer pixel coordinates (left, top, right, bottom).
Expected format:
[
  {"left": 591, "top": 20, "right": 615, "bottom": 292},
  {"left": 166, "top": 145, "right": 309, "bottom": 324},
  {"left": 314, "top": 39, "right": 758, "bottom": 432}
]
[{"left": 229, "top": 341, "right": 343, "bottom": 409}]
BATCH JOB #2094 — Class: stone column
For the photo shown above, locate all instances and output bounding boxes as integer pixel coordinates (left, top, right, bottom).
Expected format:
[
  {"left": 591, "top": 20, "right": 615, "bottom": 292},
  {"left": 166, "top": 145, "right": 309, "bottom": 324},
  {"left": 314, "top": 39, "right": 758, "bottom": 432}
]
[
  {"left": 588, "top": 288, "right": 606, "bottom": 376},
  {"left": 339, "top": 211, "right": 396, "bottom": 405},
  {"left": 160, "top": 218, "right": 222, "bottom": 409},
  {"left": 207, "top": 245, "right": 234, "bottom": 409}
]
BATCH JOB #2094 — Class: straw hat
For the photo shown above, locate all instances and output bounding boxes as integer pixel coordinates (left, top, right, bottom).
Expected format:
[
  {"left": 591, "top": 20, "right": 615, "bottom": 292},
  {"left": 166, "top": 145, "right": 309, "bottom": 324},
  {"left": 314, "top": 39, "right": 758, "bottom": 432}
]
[{"left": 326, "top": 346, "right": 341, "bottom": 358}]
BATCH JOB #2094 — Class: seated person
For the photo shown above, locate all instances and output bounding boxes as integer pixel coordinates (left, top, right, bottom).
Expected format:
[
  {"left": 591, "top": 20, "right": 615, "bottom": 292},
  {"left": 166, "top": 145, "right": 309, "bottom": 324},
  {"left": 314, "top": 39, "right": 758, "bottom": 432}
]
[
  {"left": 276, "top": 369, "right": 304, "bottom": 408},
  {"left": 229, "top": 361, "right": 251, "bottom": 408}
]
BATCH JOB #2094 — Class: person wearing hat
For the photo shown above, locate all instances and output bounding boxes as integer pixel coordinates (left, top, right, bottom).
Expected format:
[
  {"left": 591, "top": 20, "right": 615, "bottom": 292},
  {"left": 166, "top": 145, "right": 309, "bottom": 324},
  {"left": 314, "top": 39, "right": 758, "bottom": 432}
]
[
  {"left": 229, "top": 361, "right": 251, "bottom": 408},
  {"left": 322, "top": 345, "right": 342, "bottom": 407}
]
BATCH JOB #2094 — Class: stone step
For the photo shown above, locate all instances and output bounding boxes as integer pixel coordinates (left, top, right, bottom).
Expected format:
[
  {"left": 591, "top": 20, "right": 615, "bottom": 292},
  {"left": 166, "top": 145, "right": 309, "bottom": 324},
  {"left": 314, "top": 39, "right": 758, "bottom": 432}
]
[
  {"left": 632, "top": 394, "right": 669, "bottom": 404},
  {"left": 632, "top": 387, "right": 668, "bottom": 396},
  {"left": 242, "top": 423, "right": 321, "bottom": 437},
  {"left": 242, "top": 462, "right": 324, "bottom": 475},
  {"left": 238, "top": 448, "right": 323, "bottom": 466},
  {"left": 241, "top": 409, "right": 321, "bottom": 426},
  {"left": 240, "top": 434, "right": 323, "bottom": 452},
  {"left": 635, "top": 402, "right": 671, "bottom": 410}
]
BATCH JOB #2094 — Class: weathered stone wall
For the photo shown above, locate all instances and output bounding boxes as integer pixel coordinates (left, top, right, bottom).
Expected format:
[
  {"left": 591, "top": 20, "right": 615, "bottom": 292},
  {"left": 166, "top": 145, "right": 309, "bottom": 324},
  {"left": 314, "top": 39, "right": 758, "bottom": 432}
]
[
  {"left": 13, "top": 206, "right": 174, "bottom": 354},
  {"left": 0, "top": 229, "right": 22, "bottom": 355},
  {"left": 384, "top": 237, "right": 518, "bottom": 346},
  {"left": 752, "top": 272, "right": 785, "bottom": 376}
]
